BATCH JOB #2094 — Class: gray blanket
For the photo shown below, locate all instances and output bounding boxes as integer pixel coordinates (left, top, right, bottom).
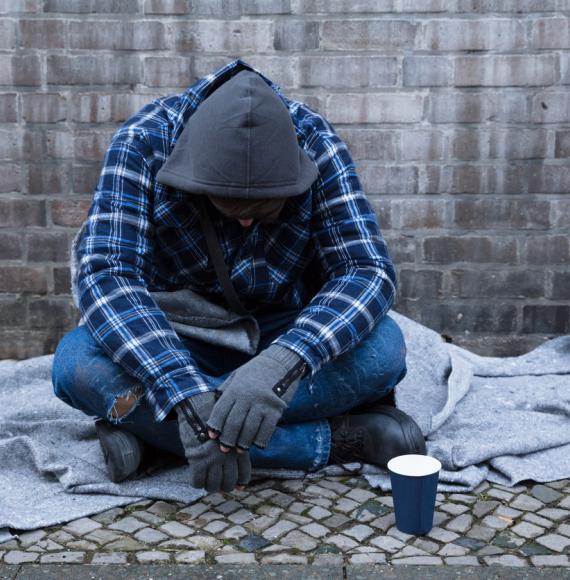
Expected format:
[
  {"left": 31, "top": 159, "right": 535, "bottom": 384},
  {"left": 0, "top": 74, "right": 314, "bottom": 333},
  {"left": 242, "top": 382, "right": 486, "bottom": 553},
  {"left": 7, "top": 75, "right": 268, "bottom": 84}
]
[{"left": 1, "top": 311, "right": 569, "bottom": 540}]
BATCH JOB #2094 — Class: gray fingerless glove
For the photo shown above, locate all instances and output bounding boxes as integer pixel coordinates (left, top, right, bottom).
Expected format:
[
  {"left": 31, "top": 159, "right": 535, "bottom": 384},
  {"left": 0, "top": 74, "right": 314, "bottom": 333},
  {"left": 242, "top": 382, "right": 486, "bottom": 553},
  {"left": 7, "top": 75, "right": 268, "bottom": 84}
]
[
  {"left": 206, "top": 344, "right": 308, "bottom": 450},
  {"left": 175, "top": 391, "right": 251, "bottom": 493}
]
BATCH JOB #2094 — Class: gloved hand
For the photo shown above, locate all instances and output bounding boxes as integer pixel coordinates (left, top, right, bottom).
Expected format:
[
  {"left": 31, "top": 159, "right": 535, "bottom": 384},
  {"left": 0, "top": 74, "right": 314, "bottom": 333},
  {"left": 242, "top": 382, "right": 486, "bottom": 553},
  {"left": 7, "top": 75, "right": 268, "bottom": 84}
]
[
  {"left": 175, "top": 391, "right": 251, "bottom": 492},
  {"left": 207, "top": 344, "right": 308, "bottom": 450}
]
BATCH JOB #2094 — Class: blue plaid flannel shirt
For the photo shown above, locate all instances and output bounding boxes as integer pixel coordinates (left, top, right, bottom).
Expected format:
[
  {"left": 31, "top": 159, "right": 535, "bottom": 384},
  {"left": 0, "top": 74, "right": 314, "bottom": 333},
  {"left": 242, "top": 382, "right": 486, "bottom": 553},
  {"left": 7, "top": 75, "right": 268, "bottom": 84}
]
[{"left": 74, "top": 59, "right": 397, "bottom": 423}]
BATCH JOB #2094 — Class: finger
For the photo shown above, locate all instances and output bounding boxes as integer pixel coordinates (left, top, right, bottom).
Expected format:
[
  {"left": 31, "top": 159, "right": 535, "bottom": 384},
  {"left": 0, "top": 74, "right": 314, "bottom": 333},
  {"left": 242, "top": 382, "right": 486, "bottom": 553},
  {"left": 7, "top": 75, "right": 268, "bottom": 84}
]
[
  {"left": 218, "top": 403, "right": 248, "bottom": 449},
  {"left": 253, "top": 414, "right": 278, "bottom": 449},
  {"left": 236, "top": 408, "right": 263, "bottom": 450},
  {"left": 236, "top": 447, "right": 246, "bottom": 455},
  {"left": 208, "top": 429, "right": 219, "bottom": 439},
  {"left": 206, "top": 395, "right": 234, "bottom": 434},
  {"left": 221, "top": 458, "right": 238, "bottom": 493},
  {"left": 205, "top": 463, "right": 222, "bottom": 493},
  {"left": 236, "top": 450, "right": 251, "bottom": 486},
  {"left": 237, "top": 485, "right": 246, "bottom": 491},
  {"left": 220, "top": 444, "right": 231, "bottom": 453},
  {"left": 190, "top": 462, "right": 206, "bottom": 490}
]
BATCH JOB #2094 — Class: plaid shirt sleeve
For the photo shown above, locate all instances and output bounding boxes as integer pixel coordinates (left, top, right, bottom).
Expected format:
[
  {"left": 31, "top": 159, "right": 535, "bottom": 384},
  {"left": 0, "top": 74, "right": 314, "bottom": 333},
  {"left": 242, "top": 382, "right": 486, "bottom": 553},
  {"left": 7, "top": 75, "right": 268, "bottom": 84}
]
[
  {"left": 273, "top": 114, "right": 398, "bottom": 378},
  {"left": 75, "top": 134, "right": 211, "bottom": 423}
]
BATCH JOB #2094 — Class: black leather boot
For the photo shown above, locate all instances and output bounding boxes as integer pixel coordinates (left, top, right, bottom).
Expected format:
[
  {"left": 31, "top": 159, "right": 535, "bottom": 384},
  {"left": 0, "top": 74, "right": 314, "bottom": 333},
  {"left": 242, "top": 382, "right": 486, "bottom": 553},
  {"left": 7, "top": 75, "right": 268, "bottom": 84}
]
[
  {"left": 95, "top": 418, "right": 146, "bottom": 483},
  {"left": 328, "top": 405, "right": 426, "bottom": 468}
]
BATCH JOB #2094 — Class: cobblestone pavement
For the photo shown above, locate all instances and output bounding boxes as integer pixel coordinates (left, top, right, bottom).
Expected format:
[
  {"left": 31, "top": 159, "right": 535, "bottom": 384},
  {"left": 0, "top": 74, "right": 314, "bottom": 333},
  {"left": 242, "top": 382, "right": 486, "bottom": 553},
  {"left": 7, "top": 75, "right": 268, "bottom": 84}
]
[{"left": 1, "top": 476, "right": 569, "bottom": 569}]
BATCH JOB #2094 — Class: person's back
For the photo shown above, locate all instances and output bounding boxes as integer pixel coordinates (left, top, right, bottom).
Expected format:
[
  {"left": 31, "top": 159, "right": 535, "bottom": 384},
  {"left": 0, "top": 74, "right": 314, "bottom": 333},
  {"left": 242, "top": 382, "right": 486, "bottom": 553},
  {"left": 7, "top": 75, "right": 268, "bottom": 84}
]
[{"left": 53, "top": 59, "right": 425, "bottom": 491}]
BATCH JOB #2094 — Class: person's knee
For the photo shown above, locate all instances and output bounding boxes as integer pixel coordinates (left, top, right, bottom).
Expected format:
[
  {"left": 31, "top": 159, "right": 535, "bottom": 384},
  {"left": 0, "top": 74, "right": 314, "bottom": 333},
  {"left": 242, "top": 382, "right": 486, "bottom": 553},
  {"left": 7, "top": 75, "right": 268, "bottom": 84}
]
[{"left": 370, "top": 314, "right": 407, "bottom": 387}]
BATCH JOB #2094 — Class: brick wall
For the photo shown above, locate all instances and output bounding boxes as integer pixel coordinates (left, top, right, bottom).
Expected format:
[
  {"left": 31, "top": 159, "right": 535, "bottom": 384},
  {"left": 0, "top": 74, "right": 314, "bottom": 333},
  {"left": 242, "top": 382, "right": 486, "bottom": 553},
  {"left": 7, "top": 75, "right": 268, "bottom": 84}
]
[{"left": 1, "top": 0, "right": 569, "bottom": 359}]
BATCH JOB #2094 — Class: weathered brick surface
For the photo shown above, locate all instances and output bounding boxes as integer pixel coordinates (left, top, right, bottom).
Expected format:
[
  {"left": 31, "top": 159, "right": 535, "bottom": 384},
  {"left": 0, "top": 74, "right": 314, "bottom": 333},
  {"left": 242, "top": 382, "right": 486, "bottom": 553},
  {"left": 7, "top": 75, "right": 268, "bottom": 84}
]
[{"left": 0, "top": 4, "right": 568, "bottom": 357}]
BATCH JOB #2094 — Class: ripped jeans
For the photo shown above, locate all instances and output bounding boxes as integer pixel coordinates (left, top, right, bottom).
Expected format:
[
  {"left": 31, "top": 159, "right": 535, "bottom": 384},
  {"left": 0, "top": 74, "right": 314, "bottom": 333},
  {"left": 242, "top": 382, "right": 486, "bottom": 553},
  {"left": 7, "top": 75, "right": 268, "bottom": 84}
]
[{"left": 52, "top": 309, "right": 407, "bottom": 472}]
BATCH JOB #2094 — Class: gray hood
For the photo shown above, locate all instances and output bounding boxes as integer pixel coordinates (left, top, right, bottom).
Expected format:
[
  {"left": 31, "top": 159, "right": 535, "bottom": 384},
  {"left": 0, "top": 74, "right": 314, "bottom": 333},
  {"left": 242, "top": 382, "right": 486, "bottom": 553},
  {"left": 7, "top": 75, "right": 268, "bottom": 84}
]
[{"left": 156, "top": 69, "right": 319, "bottom": 199}]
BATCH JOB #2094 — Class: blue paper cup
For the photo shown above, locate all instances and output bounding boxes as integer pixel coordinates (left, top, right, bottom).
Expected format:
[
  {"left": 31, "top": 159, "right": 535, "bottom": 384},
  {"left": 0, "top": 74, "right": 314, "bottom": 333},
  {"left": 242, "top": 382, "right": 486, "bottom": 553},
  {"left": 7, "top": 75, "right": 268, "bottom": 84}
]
[{"left": 387, "top": 453, "right": 442, "bottom": 535}]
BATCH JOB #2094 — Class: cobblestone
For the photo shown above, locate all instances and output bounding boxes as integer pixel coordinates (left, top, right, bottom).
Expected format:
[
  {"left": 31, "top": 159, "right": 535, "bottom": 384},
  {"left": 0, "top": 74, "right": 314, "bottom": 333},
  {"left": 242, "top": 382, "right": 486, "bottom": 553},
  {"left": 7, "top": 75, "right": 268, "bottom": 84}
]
[{"left": 2, "top": 475, "right": 569, "bottom": 569}]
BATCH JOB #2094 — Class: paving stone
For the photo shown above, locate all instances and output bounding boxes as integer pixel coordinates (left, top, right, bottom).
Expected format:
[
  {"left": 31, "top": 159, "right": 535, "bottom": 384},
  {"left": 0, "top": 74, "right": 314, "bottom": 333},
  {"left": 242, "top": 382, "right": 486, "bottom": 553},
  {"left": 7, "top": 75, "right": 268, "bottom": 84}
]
[
  {"left": 62, "top": 517, "right": 102, "bottom": 536},
  {"left": 257, "top": 505, "right": 284, "bottom": 518},
  {"left": 444, "top": 556, "right": 481, "bottom": 565},
  {"left": 494, "top": 505, "right": 523, "bottom": 518},
  {"left": 558, "top": 523, "right": 570, "bottom": 537},
  {"left": 178, "top": 502, "right": 209, "bottom": 520},
  {"left": 270, "top": 491, "right": 296, "bottom": 508},
  {"left": 426, "top": 526, "right": 460, "bottom": 543},
  {"left": 477, "top": 546, "right": 505, "bottom": 556},
  {"left": 203, "top": 520, "right": 229, "bottom": 534},
  {"left": 300, "top": 523, "right": 329, "bottom": 538},
  {"left": 319, "top": 479, "right": 351, "bottom": 494},
  {"left": 369, "top": 513, "right": 396, "bottom": 532},
  {"left": 244, "top": 515, "right": 278, "bottom": 534},
  {"left": 262, "top": 553, "right": 308, "bottom": 564},
  {"left": 279, "top": 480, "right": 304, "bottom": 493},
  {"left": 486, "top": 487, "right": 514, "bottom": 501},
  {"left": 334, "top": 498, "right": 360, "bottom": 513},
  {"left": 17, "top": 530, "right": 46, "bottom": 547},
  {"left": 91, "top": 507, "right": 125, "bottom": 525},
  {"left": 452, "top": 537, "right": 487, "bottom": 551},
  {"left": 523, "top": 513, "right": 555, "bottom": 528},
  {"left": 378, "top": 496, "right": 394, "bottom": 508},
  {"left": 174, "top": 550, "right": 206, "bottom": 563},
  {"left": 284, "top": 513, "right": 312, "bottom": 525},
  {"left": 473, "top": 481, "right": 491, "bottom": 493},
  {"left": 369, "top": 535, "right": 405, "bottom": 553},
  {"left": 345, "top": 488, "right": 376, "bottom": 503},
  {"left": 537, "top": 508, "right": 570, "bottom": 521},
  {"left": 387, "top": 527, "right": 415, "bottom": 542},
  {"left": 135, "top": 550, "right": 170, "bottom": 563},
  {"left": 559, "top": 496, "right": 570, "bottom": 509},
  {"left": 392, "top": 556, "right": 443, "bottom": 565},
  {"left": 531, "top": 484, "right": 563, "bottom": 504},
  {"left": 66, "top": 540, "right": 98, "bottom": 550},
  {"left": 467, "top": 524, "right": 496, "bottom": 542},
  {"left": 349, "top": 552, "right": 387, "bottom": 564},
  {"left": 90, "top": 552, "right": 128, "bottom": 564},
  {"left": 412, "top": 538, "right": 439, "bottom": 554},
  {"left": 535, "top": 533, "right": 570, "bottom": 552},
  {"left": 262, "top": 520, "right": 297, "bottom": 540},
  {"left": 440, "top": 503, "right": 469, "bottom": 515},
  {"left": 108, "top": 516, "right": 146, "bottom": 533},
  {"left": 472, "top": 500, "right": 500, "bottom": 518},
  {"left": 281, "top": 530, "right": 318, "bottom": 552},
  {"left": 181, "top": 535, "right": 222, "bottom": 551},
  {"left": 343, "top": 524, "right": 373, "bottom": 542},
  {"left": 215, "top": 552, "right": 256, "bottom": 564},
  {"left": 241, "top": 495, "right": 264, "bottom": 508},
  {"left": 546, "top": 479, "right": 569, "bottom": 489},
  {"left": 134, "top": 527, "right": 169, "bottom": 544},
  {"left": 481, "top": 515, "right": 512, "bottom": 530},
  {"left": 307, "top": 506, "right": 331, "bottom": 520},
  {"left": 313, "top": 553, "right": 343, "bottom": 566},
  {"left": 222, "top": 525, "right": 248, "bottom": 540},
  {"left": 511, "top": 521, "right": 545, "bottom": 538},
  {"left": 432, "top": 511, "right": 449, "bottom": 526},
  {"left": 148, "top": 500, "right": 177, "bottom": 516},
  {"left": 492, "top": 531, "right": 525, "bottom": 548},
  {"left": 47, "top": 530, "right": 74, "bottom": 544},
  {"left": 215, "top": 500, "right": 242, "bottom": 515},
  {"left": 448, "top": 493, "right": 477, "bottom": 504},
  {"left": 304, "top": 485, "right": 339, "bottom": 500},
  {"left": 530, "top": 555, "right": 570, "bottom": 566},
  {"left": 104, "top": 537, "right": 148, "bottom": 551},
  {"left": 287, "top": 501, "right": 308, "bottom": 515},
  {"left": 438, "top": 543, "right": 470, "bottom": 556},
  {"left": 4, "top": 551, "right": 39, "bottom": 564},
  {"left": 159, "top": 521, "right": 193, "bottom": 538},
  {"left": 510, "top": 494, "right": 545, "bottom": 511},
  {"left": 322, "top": 514, "right": 350, "bottom": 529},
  {"left": 445, "top": 513, "right": 473, "bottom": 533},
  {"left": 325, "top": 534, "right": 359, "bottom": 552},
  {"left": 83, "top": 528, "right": 123, "bottom": 545},
  {"left": 518, "top": 542, "right": 554, "bottom": 556},
  {"left": 483, "top": 554, "right": 528, "bottom": 566},
  {"left": 39, "top": 551, "right": 85, "bottom": 563},
  {"left": 393, "top": 545, "right": 429, "bottom": 557},
  {"left": 238, "top": 534, "right": 271, "bottom": 552},
  {"left": 131, "top": 511, "right": 164, "bottom": 525}
]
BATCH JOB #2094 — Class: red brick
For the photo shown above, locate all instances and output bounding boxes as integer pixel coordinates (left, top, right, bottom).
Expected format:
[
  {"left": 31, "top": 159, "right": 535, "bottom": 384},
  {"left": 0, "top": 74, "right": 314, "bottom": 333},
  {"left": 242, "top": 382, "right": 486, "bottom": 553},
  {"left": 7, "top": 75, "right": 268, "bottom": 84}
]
[
  {"left": 0, "top": 266, "right": 48, "bottom": 294},
  {"left": 0, "top": 198, "right": 46, "bottom": 227},
  {"left": 21, "top": 93, "right": 67, "bottom": 123},
  {"left": 51, "top": 198, "right": 91, "bottom": 227},
  {"left": 19, "top": 18, "right": 65, "bottom": 48}
]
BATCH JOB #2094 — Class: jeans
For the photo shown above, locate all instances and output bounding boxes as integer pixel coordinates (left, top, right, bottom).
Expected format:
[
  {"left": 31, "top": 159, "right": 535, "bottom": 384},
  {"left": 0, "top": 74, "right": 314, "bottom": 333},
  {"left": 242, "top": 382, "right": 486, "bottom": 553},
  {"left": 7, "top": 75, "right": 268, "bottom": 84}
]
[{"left": 52, "top": 308, "right": 407, "bottom": 472}]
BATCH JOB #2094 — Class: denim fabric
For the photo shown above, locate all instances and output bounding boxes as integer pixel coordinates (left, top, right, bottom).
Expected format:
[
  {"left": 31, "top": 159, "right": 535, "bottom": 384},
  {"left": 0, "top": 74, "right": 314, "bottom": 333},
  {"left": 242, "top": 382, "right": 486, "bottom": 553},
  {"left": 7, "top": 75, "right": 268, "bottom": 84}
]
[{"left": 52, "top": 309, "right": 407, "bottom": 472}]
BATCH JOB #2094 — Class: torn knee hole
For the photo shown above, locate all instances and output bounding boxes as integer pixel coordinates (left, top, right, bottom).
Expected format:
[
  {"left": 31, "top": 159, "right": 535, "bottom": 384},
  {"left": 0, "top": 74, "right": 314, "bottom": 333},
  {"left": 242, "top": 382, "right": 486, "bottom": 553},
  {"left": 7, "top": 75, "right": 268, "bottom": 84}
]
[{"left": 111, "top": 391, "right": 139, "bottom": 419}]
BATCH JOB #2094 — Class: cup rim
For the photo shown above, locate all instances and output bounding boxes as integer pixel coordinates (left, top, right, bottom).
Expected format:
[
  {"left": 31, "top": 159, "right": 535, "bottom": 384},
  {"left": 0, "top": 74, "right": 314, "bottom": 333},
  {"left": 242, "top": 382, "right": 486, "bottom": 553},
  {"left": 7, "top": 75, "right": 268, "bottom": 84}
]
[{"left": 387, "top": 453, "right": 441, "bottom": 477}]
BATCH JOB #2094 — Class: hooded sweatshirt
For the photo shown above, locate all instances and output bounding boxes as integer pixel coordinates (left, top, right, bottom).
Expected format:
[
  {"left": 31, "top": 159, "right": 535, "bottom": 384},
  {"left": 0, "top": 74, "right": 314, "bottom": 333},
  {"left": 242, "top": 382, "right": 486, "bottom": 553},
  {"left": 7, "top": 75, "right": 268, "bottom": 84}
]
[{"left": 72, "top": 59, "right": 397, "bottom": 423}]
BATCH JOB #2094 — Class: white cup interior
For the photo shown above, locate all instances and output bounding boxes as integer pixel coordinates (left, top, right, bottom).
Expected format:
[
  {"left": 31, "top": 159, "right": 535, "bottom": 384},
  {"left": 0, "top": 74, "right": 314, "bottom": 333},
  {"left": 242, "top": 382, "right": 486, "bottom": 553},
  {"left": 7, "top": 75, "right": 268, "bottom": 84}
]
[{"left": 387, "top": 454, "right": 441, "bottom": 477}]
